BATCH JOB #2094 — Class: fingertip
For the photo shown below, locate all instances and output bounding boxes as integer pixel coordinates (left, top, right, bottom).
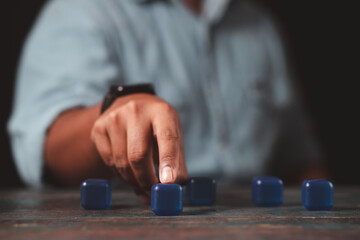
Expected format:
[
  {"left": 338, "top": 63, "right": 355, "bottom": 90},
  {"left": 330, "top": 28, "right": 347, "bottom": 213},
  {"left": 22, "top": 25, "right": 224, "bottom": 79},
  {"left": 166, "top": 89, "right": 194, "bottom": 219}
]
[{"left": 160, "top": 166, "right": 174, "bottom": 183}]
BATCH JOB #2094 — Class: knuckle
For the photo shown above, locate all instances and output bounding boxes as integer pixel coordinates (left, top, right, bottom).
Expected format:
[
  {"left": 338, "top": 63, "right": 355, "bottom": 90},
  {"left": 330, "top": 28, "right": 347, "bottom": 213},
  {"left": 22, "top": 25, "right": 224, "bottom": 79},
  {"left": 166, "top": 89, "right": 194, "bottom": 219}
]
[
  {"left": 107, "top": 111, "right": 119, "bottom": 123},
  {"left": 116, "top": 160, "right": 131, "bottom": 173},
  {"left": 157, "top": 101, "right": 174, "bottom": 114},
  {"left": 156, "top": 101, "right": 181, "bottom": 123},
  {"left": 92, "top": 120, "right": 104, "bottom": 134},
  {"left": 159, "top": 128, "right": 179, "bottom": 141},
  {"left": 128, "top": 148, "right": 148, "bottom": 166},
  {"left": 125, "top": 100, "right": 139, "bottom": 114},
  {"left": 160, "top": 153, "right": 177, "bottom": 164}
]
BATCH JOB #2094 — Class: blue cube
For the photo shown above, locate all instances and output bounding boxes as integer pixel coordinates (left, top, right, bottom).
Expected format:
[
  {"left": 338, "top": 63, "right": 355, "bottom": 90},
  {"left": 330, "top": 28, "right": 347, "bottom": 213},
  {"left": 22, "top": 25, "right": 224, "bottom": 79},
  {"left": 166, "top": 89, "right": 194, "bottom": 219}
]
[
  {"left": 302, "top": 179, "right": 333, "bottom": 211},
  {"left": 186, "top": 177, "right": 216, "bottom": 205},
  {"left": 80, "top": 179, "right": 112, "bottom": 210},
  {"left": 151, "top": 184, "right": 183, "bottom": 216},
  {"left": 252, "top": 176, "right": 283, "bottom": 207}
]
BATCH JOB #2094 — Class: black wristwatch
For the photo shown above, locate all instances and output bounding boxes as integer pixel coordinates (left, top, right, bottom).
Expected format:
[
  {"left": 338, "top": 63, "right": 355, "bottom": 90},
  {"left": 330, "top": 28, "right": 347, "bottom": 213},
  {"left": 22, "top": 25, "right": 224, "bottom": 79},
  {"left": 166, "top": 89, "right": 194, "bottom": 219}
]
[{"left": 100, "top": 84, "right": 156, "bottom": 113}]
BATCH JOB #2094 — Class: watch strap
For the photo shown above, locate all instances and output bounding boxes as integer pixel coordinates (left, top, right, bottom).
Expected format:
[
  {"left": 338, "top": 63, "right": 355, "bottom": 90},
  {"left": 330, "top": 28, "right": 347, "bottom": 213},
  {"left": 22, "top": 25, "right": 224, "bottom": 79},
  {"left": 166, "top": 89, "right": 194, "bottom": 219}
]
[{"left": 100, "top": 84, "right": 155, "bottom": 113}]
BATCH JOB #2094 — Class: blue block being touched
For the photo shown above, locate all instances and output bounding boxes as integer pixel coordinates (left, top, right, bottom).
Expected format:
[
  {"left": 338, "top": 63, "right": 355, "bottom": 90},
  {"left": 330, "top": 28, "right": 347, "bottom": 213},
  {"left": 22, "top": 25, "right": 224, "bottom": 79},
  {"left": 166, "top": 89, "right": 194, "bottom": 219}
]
[
  {"left": 151, "top": 183, "right": 183, "bottom": 216},
  {"left": 252, "top": 176, "right": 283, "bottom": 207},
  {"left": 186, "top": 177, "right": 216, "bottom": 205},
  {"left": 302, "top": 179, "right": 333, "bottom": 211},
  {"left": 80, "top": 179, "right": 112, "bottom": 210}
]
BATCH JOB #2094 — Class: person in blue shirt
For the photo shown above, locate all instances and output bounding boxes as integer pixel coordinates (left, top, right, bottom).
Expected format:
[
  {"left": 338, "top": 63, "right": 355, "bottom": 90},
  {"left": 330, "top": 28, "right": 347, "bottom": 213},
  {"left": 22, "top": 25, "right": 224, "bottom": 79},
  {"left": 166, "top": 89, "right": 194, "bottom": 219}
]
[{"left": 8, "top": 0, "right": 326, "bottom": 203}]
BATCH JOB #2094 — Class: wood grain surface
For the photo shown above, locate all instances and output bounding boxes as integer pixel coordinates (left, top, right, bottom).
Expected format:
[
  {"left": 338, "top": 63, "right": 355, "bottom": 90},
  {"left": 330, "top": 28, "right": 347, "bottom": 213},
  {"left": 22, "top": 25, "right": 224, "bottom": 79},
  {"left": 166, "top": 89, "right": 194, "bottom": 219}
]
[{"left": 1, "top": 187, "right": 359, "bottom": 240}]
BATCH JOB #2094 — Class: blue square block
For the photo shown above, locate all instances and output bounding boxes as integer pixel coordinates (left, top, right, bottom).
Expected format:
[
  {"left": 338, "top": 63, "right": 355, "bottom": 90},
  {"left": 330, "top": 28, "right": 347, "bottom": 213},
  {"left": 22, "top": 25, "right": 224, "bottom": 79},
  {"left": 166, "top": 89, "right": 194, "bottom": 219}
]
[
  {"left": 151, "top": 184, "right": 183, "bottom": 216},
  {"left": 252, "top": 176, "right": 283, "bottom": 207},
  {"left": 80, "top": 179, "right": 112, "bottom": 210},
  {"left": 186, "top": 177, "right": 216, "bottom": 205},
  {"left": 302, "top": 179, "right": 333, "bottom": 211}
]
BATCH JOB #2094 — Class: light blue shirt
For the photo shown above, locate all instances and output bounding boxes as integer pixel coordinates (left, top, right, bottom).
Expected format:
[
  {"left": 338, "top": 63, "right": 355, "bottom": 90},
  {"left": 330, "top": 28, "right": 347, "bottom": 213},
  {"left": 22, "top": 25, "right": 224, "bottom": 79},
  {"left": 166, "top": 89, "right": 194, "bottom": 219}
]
[{"left": 8, "top": 0, "right": 321, "bottom": 187}]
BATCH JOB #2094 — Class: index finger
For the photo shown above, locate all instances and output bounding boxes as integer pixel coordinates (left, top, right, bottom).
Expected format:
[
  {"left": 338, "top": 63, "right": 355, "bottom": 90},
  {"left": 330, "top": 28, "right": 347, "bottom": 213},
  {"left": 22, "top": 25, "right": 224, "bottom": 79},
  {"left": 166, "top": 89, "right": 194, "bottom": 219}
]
[{"left": 151, "top": 105, "right": 187, "bottom": 184}]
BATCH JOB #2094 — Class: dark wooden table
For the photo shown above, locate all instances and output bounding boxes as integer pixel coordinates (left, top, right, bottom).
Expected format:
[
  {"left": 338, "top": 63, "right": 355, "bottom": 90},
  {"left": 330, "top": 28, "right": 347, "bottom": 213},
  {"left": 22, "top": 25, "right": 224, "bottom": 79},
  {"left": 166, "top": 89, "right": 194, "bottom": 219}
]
[{"left": 1, "top": 187, "right": 360, "bottom": 240}]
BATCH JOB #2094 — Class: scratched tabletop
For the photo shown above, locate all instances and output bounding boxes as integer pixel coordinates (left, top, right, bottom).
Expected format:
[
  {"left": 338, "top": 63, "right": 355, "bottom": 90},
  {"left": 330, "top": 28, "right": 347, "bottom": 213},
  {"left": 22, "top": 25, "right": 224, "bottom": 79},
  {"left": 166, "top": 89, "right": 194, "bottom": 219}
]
[{"left": 1, "top": 187, "right": 360, "bottom": 240}]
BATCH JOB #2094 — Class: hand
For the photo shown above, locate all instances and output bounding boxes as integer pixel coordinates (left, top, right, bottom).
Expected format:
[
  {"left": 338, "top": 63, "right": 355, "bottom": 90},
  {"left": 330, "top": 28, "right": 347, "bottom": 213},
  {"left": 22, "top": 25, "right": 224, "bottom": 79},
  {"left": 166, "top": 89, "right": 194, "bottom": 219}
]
[{"left": 91, "top": 93, "right": 188, "bottom": 203}]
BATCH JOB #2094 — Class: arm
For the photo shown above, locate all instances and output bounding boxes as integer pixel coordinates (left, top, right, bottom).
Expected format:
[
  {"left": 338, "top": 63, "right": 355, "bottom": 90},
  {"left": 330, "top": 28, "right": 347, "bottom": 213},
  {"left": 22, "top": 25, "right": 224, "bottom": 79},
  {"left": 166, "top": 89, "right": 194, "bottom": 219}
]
[{"left": 44, "top": 103, "right": 110, "bottom": 186}]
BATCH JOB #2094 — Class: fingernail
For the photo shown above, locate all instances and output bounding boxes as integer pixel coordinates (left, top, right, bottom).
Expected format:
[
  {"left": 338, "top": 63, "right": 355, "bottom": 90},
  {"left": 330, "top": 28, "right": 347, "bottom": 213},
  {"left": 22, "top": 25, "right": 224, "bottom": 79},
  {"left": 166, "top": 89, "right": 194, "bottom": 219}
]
[{"left": 161, "top": 166, "right": 173, "bottom": 183}]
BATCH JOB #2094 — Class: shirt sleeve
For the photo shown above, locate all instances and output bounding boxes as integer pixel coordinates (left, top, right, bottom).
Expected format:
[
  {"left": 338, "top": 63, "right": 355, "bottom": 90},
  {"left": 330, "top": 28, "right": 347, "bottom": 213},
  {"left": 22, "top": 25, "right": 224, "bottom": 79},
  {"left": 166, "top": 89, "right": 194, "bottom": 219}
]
[
  {"left": 261, "top": 13, "right": 323, "bottom": 170},
  {"left": 7, "top": 0, "right": 120, "bottom": 188}
]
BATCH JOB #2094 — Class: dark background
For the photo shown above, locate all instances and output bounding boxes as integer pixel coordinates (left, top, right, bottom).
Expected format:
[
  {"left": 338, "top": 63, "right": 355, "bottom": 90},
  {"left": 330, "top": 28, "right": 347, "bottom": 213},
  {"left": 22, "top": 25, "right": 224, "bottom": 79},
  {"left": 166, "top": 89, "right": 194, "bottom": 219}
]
[{"left": 2, "top": 0, "right": 359, "bottom": 189}]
